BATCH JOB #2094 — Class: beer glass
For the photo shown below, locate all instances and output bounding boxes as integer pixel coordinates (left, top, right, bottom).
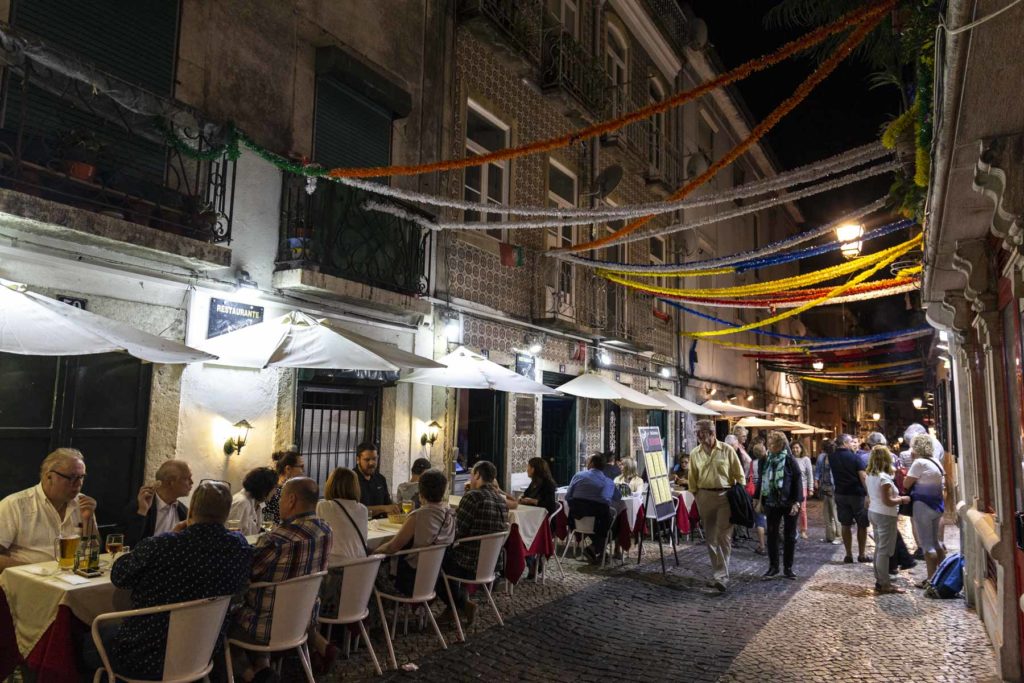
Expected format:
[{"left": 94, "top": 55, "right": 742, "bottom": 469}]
[
  {"left": 105, "top": 533, "right": 124, "bottom": 561},
  {"left": 401, "top": 500, "right": 413, "bottom": 515},
  {"left": 54, "top": 534, "right": 80, "bottom": 571},
  {"left": 227, "top": 519, "right": 242, "bottom": 532}
]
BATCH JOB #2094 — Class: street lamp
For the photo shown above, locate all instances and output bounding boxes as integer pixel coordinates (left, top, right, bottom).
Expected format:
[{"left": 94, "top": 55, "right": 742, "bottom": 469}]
[
  {"left": 872, "top": 412, "right": 881, "bottom": 421},
  {"left": 836, "top": 223, "right": 864, "bottom": 259},
  {"left": 912, "top": 397, "right": 924, "bottom": 409},
  {"left": 811, "top": 360, "right": 824, "bottom": 371}
]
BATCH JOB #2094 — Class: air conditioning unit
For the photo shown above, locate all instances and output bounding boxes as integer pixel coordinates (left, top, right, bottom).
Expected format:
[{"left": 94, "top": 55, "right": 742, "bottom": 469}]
[{"left": 544, "top": 285, "right": 575, "bottom": 321}]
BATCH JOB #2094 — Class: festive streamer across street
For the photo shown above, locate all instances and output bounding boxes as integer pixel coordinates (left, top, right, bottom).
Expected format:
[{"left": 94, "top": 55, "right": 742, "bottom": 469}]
[
  {"left": 713, "top": 328, "right": 932, "bottom": 355},
  {"left": 661, "top": 278, "right": 919, "bottom": 309},
  {"left": 802, "top": 374, "right": 924, "bottom": 387},
  {"left": 766, "top": 359, "right": 923, "bottom": 376}
]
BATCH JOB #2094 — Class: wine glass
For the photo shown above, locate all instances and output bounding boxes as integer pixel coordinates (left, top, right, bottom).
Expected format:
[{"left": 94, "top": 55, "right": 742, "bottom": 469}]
[{"left": 105, "top": 533, "right": 124, "bottom": 562}]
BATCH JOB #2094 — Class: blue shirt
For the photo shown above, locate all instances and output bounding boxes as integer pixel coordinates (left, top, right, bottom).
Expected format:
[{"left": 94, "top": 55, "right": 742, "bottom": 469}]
[
  {"left": 110, "top": 523, "right": 253, "bottom": 679},
  {"left": 566, "top": 468, "right": 621, "bottom": 506},
  {"left": 814, "top": 454, "right": 834, "bottom": 490}
]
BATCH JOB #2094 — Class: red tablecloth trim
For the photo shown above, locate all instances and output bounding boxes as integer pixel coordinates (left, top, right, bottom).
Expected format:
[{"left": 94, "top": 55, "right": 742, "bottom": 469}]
[
  {"left": 0, "top": 587, "right": 82, "bottom": 683},
  {"left": 555, "top": 508, "right": 568, "bottom": 541},
  {"left": 505, "top": 520, "right": 555, "bottom": 585},
  {"left": 616, "top": 505, "right": 648, "bottom": 552}
]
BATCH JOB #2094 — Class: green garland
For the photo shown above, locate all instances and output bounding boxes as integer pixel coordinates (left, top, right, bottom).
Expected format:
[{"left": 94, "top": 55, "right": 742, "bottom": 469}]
[{"left": 155, "top": 118, "right": 241, "bottom": 162}]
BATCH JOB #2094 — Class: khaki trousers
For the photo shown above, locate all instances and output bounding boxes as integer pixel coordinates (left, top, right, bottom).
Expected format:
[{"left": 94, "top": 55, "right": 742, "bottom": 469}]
[{"left": 696, "top": 489, "right": 733, "bottom": 583}]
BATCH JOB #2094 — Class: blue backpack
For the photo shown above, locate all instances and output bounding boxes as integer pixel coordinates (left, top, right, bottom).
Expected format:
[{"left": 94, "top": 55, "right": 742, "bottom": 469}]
[{"left": 926, "top": 553, "right": 964, "bottom": 599}]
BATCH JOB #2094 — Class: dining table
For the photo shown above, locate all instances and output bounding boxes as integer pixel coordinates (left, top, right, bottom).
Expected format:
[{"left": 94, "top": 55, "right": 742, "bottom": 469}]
[
  {"left": 446, "top": 494, "right": 553, "bottom": 584},
  {"left": 553, "top": 488, "right": 648, "bottom": 553}
]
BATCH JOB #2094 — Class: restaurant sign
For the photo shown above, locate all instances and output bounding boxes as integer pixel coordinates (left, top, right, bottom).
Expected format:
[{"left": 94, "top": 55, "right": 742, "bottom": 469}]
[{"left": 207, "top": 298, "right": 264, "bottom": 338}]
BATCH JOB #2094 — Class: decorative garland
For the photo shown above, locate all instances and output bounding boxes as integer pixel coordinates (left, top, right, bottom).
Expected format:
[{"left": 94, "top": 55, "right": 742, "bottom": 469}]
[
  {"left": 766, "top": 359, "right": 922, "bottom": 376},
  {"left": 716, "top": 328, "right": 931, "bottom": 355},
  {"left": 659, "top": 277, "right": 919, "bottom": 309},
  {"left": 601, "top": 235, "right": 921, "bottom": 298},
  {"left": 559, "top": 5, "right": 894, "bottom": 254},
  {"left": 681, "top": 233, "right": 922, "bottom": 338},
  {"left": 802, "top": 374, "right": 924, "bottom": 387}
]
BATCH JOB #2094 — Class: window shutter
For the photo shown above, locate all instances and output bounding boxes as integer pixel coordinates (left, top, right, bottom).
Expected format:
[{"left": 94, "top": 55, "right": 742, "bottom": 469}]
[{"left": 314, "top": 77, "right": 393, "bottom": 173}]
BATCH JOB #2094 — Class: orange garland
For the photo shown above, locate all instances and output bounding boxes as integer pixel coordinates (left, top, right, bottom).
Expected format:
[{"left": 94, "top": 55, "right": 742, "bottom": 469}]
[
  {"left": 323, "top": 1, "right": 893, "bottom": 180},
  {"left": 559, "top": 1, "right": 896, "bottom": 254}
]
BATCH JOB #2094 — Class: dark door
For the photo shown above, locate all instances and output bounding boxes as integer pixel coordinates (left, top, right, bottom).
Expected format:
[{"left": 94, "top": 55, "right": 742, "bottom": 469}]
[
  {"left": 542, "top": 396, "right": 577, "bottom": 485},
  {"left": 0, "top": 352, "right": 152, "bottom": 525},
  {"left": 457, "top": 389, "right": 507, "bottom": 489},
  {"left": 295, "top": 382, "right": 381, "bottom": 492}
]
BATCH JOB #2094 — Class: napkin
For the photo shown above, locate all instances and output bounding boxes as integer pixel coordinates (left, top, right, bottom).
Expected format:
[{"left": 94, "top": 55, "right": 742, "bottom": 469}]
[{"left": 55, "top": 573, "right": 92, "bottom": 586}]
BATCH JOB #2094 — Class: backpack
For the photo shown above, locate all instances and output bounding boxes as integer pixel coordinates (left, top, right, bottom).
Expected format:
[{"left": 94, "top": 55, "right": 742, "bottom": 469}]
[{"left": 925, "top": 553, "right": 964, "bottom": 599}]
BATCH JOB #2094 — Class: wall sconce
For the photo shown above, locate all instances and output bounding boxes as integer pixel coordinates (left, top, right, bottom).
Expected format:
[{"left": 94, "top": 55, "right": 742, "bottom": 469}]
[
  {"left": 745, "top": 393, "right": 754, "bottom": 402},
  {"left": 224, "top": 419, "right": 253, "bottom": 456},
  {"left": 526, "top": 333, "right": 545, "bottom": 355},
  {"left": 811, "top": 360, "right": 824, "bottom": 371},
  {"left": 871, "top": 412, "right": 881, "bottom": 421},
  {"left": 659, "top": 366, "right": 671, "bottom": 378},
  {"left": 727, "top": 394, "right": 738, "bottom": 402},
  {"left": 912, "top": 397, "right": 924, "bottom": 409},
  {"left": 421, "top": 420, "right": 441, "bottom": 447}
]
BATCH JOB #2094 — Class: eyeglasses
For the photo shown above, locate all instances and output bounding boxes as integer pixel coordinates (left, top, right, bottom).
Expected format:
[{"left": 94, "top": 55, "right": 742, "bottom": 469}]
[
  {"left": 199, "top": 478, "right": 231, "bottom": 489},
  {"left": 49, "top": 470, "right": 86, "bottom": 484}
]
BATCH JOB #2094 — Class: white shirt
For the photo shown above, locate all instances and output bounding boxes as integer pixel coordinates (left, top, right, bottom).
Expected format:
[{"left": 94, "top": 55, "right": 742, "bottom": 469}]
[
  {"left": 797, "top": 456, "right": 814, "bottom": 493},
  {"left": 907, "top": 457, "right": 945, "bottom": 488},
  {"left": 866, "top": 473, "right": 899, "bottom": 517},
  {"left": 0, "top": 484, "right": 87, "bottom": 564},
  {"left": 152, "top": 494, "right": 180, "bottom": 536},
  {"left": 317, "top": 498, "right": 368, "bottom": 567},
  {"left": 229, "top": 490, "right": 264, "bottom": 536}
]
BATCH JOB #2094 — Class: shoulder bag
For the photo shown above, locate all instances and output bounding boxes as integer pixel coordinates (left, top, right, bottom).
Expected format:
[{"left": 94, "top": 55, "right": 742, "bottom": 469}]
[{"left": 333, "top": 500, "right": 369, "bottom": 556}]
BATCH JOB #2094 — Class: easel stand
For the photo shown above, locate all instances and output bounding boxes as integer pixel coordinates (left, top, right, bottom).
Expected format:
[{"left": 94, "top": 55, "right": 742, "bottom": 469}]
[{"left": 637, "top": 485, "right": 679, "bottom": 574}]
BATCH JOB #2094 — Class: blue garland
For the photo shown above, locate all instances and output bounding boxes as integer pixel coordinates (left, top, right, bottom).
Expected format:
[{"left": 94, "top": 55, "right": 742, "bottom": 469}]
[{"left": 733, "top": 220, "right": 914, "bottom": 272}]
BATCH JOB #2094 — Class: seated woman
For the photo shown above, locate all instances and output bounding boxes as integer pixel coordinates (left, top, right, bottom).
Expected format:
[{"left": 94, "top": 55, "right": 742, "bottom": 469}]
[
  {"left": 316, "top": 467, "right": 368, "bottom": 622},
  {"left": 614, "top": 457, "right": 644, "bottom": 494},
  {"left": 671, "top": 453, "right": 689, "bottom": 489},
  {"left": 229, "top": 467, "right": 278, "bottom": 536},
  {"left": 376, "top": 469, "right": 455, "bottom": 595},
  {"left": 507, "top": 457, "right": 558, "bottom": 514}
]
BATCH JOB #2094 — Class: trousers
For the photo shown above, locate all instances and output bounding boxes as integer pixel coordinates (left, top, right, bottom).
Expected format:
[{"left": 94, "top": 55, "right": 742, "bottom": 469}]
[
  {"left": 696, "top": 489, "right": 733, "bottom": 583},
  {"left": 766, "top": 505, "right": 797, "bottom": 571},
  {"left": 869, "top": 511, "right": 898, "bottom": 588},
  {"left": 821, "top": 493, "right": 841, "bottom": 541}
]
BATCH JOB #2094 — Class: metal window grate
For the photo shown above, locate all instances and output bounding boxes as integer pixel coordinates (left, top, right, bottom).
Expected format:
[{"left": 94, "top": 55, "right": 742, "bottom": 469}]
[{"left": 296, "top": 385, "right": 381, "bottom": 491}]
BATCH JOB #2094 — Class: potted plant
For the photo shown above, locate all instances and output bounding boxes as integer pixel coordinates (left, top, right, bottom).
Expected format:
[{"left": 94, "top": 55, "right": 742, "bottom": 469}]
[{"left": 56, "top": 129, "right": 104, "bottom": 182}]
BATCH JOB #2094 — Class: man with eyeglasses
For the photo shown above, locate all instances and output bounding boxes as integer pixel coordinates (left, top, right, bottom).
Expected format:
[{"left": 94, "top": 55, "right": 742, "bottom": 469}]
[
  {"left": 0, "top": 447, "right": 98, "bottom": 570},
  {"left": 689, "top": 420, "right": 744, "bottom": 592},
  {"left": 123, "top": 459, "right": 193, "bottom": 546}
]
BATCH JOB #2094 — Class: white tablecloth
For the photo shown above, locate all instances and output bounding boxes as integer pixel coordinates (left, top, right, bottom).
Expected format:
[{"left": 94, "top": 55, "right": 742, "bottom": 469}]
[
  {"left": 509, "top": 504, "right": 548, "bottom": 549},
  {"left": 366, "top": 520, "right": 400, "bottom": 550},
  {"left": 1, "top": 555, "right": 127, "bottom": 657},
  {"left": 556, "top": 488, "right": 643, "bottom": 529}
]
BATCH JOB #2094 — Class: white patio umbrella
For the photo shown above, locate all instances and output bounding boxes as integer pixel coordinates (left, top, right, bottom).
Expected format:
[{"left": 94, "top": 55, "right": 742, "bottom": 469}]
[
  {"left": 735, "top": 416, "right": 788, "bottom": 429},
  {"left": 399, "top": 345, "right": 557, "bottom": 394},
  {"left": 792, "top": 426, "right": 832, "bottom": 434},
  {"left": 701, "top": 400, "right": 773, "bottom": 417},
  {"left": 198, "top": 311, "right": 443, "bottom": 370},
  {"left": 555, "top": 373, "right": 666, "bottom": 408},
  {"left": 649, "top": 390, "right": 720, "bottom": 416},
  {"left": 0, "top": 279, "right": 214, "bottom": 363}
]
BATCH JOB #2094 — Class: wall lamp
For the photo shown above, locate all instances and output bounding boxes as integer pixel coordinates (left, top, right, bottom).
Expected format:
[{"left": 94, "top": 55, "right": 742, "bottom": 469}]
[
  {"left": 811, "top": 360, "right": 824, "bottom": 371},
  {"left": 872, "top": 412, "right": 881, "bottom": 421},
  {"left": 526, "top": 333, "right": 545, "bottom": 355},
  {"left": 912, "top": 398, "right": 924, "bottom": 410},
  {"left": 745, "top": 393, "right": 754, "bottom": 402},
  {"left": 224, "top": 419, "right": 253, "bottom": 456},
  {"left": 421, "top": 420, "right": 441, "bottom": 447}
]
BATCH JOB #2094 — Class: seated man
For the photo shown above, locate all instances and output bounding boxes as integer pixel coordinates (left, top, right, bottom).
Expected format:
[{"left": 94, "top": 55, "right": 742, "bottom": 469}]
[
  {"left": 231, "top": 477, "right": 333, "bottom": 681},
  {"left": 92, "top": 481, "right": 253, "bottom": 680},
  {"left": 396, "top": 457, "right": 432, "bottom": 510},
  {"left": 355, "top": 443, "right": 399, "bottom": 519},
  {"left": 0, "top": 448, "right": 97, "bottom": 570},
  {"left": 602, "top": 451, "right": 622, "bottom": 481},
  {"left": 439, "top": 461, "right": 508, "bottom": 625},
  {"left": 566, "top": 453, "right": 621, "bottom": 563},
  {"left": 123, "top": 459, "right": 193, "bottom": 547}
]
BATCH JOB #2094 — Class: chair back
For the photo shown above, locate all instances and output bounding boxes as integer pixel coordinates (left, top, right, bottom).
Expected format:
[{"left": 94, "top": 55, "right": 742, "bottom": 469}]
[
  {"left": 410, "top": 544, "right": 449, "bottom": 601},
  {"left": 574, "top": 516, "right": 596, "bottom": 534},
  {"left": 456, "top": 531, "right": 509, "bottom": 583},
  {"left": 163, "top": 596, "right": 232, "bottom": 680},
  {"left": 251, "top": 571, "right": 327, "bottom": 647},
  {"left": 336, "top": 555, "right": 385, "bottom": 623}
]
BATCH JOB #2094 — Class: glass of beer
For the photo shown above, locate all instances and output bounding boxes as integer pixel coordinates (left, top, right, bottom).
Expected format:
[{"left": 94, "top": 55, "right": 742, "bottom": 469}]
[
  {"left": 227, "top": 519, "right": 242, "bottom": 532},
  {"left": 401, "top": 500, "right": 413, "bottom": 515},
  {"left": 105, "top": 533, "right": 124, "bottom": 561},
  {"left": 54, "top": 534, "right": 80, "bottom": 572}
]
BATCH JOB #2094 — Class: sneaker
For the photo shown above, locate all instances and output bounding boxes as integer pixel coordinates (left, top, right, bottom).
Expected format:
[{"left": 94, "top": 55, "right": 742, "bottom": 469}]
[
  {"left": 763, "top": 567, "right": 779, "bottom": 579},
  {"left": 843, "top": 556, "right": 854, "bottom": 564},
  {"left": 783, "top": 569, "right": 797, "bottom": 580},
  {"left": 712, "top": 579, "right": 727, "bottom": 592},
  {"left": 912, "top": 548, "right": 925, "bottom": 560},
  {"left": 831, "top": 539, "right": 842, "bottom": 545},
  {"left": 857, "top": 555, "right": 873, "bottom": 563},
  {"left": 898, "top": 559, "right": 918, "bottom": 570},
  {"left": 800, "top": 531, "right": 809, "bottom": 539}
]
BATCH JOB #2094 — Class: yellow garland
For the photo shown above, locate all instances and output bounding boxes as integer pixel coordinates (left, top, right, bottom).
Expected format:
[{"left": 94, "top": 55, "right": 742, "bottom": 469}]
[
  {"left": 802, "top": 374, "right": 924, "bottom": 387},
  {"left": 686, "top": 327, "right": 933, "bottom": 353},
  {"left": 681, "top": 234, "right": 923, "bottom": 338},
  {"left": 601, "top": 235, "right": 921, "bottom": 297},
  {"left": 778, "top": 359, "right": 922, "bottom": 375}
]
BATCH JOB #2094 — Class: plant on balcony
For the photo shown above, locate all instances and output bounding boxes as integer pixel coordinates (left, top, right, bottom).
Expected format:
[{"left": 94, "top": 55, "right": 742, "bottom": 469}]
[{"left": 55, "top": 128, "right": 106, "bottom": 182}]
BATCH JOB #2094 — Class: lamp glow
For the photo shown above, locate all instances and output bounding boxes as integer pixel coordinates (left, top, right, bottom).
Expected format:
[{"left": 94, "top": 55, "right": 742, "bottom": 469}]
[
  {"left": 872, "top": 412, "right": 881, "bottom": 421},
  {"left": 599, "top": 350, "right": 611, "bottom": 366},
  {"left": 811, "top": 360, "right": 824, "bottom": 371},
  {"left": 912, "top": 397, "right": 924, "bottom": 409},
  {"left": 836, "top": 223, "right": 863, "bottom": 259},
  {"left": 660, "top": 367, "right": 671, "bottom": 378},
  {"left": 421, "top": 420, "right": 441, "bottom": 447},
  {"left": 224, "top": 419, "right": 253, "bottom": 456},
  {"left": 745, "top": 393, "right": 754, "bottom": 402}
]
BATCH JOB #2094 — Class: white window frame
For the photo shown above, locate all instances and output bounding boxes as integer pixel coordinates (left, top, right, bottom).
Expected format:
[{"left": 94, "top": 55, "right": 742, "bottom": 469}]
[
  {"left": 648, "top": 80, "right": 666, "bottom": 174},
  {"left": 464, "top": 98, "right": 510, "bottom": 241},
  {"left": 605, "top": 24, "right": 628, "bottom": 117},
  {"left": 545, "top": 158, "right": 578, "bottom": 308},
  {"left": 550, "top": 0, "right": 580, "bottom": 39}
]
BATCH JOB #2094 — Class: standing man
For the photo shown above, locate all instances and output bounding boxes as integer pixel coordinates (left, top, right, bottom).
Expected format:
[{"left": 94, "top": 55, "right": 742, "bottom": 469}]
[
  {"left": 0, "top": 448, "right": 97, "bottom": 569},
  {"left": 355, "top": 443, "right": 399, "bottom": 518},
  {"left": 689, "top": 420, "right": 744, "bottom": 592},
  {"left": 831, "top": 433, "right": 871, "bottom": 564},
  {"left": 566, "top": 453, "right": 621, "bottom": 563},
  {"left": 123, "top": 459, "right": 193, "bottom": 547}
]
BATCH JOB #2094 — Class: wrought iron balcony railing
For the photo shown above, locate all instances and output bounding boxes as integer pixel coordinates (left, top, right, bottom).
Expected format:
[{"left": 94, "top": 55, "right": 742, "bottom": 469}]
[
  {"left": 457, "top": 0, "right": 544, "bottom": 65},
  {"left": 0, "top": 29, "right": 236, "bottom": 242},
  {"left": 277, "top": 176, "right": 432, "bottom": 298},
  {"left": 540, "top": 20, "right": 608, "bottom": 115}
]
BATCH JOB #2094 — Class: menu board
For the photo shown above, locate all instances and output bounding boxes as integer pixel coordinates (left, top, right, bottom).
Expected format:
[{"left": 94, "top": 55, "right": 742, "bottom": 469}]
[{"left": 637, "top": 426, "right": 675, "bottom": 520}]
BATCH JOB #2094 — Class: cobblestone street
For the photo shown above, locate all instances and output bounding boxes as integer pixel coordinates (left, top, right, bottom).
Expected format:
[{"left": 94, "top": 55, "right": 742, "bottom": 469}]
[{"left": 323, "top": 501, "right": 998, "bottom": 682}]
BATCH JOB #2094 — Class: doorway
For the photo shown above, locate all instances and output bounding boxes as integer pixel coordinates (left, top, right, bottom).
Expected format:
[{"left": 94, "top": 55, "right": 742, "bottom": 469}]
[
  {"left": 295, "top": 381, "right": 381, "bottom": 492},
  {"left": 456, "top": 388, "right": 507, "bottom": 488},
  {"left": 542, "top": 372, "right": 577, "bottom": 485}
]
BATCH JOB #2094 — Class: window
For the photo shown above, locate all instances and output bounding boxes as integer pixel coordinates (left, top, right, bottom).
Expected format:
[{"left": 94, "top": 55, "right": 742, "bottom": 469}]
[
  {"left": 546, "top": 160, "right": 578, "bottom": 302},
  {"left": 606, "top": 25, "right": 628, "bottom": 116},
  {"left": 648, "top": 81, "right": 666, "bottom": 173},
  {"left": 464, "top": 101, "right": 510, "bottom": 240},
  {"left": 698, "top": 109, "right": 716, "bottom": 159},
  {"left": 547, "top": 0, "right": 580, "bottom": 38}
]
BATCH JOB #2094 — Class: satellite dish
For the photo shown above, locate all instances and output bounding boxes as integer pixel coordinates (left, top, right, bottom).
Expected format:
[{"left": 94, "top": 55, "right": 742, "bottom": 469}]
[
  {"left": 686, "top": 154, "right": 709, "bottom": 178},
  {"left": 687, "top": 18, "right": 708, "bottom": 50},
  {"left": 594, "top": 164, "right": 623, "bottom": 199}
]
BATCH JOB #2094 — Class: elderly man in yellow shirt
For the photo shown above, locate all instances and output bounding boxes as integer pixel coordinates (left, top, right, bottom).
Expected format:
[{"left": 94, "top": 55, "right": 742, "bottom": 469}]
[{"left": 689, "top": 419, "right": 745, "bottom": 592}]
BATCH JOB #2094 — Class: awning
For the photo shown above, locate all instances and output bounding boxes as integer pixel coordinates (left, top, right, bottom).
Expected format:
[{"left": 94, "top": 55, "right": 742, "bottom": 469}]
[
  {"left": 198, "top": 311, "right": 443, "bottom": 371},
  {"left": 555, "top": 373, "right": 665, "bottom": 408},
  {"left": 0, "top": 279, "right": 214, "bottom": 364},
  {"left": 735, "top": 416, "right": 789, "bottom": 429},
  {"left": 648, "top": 390, "right": 720, "bottom": 415},
  {"left": 701, "top": 400, "right": 773, "bottom": 417},
  {"left": 399, "top": 346, "right": 557, "bottom": 394}
]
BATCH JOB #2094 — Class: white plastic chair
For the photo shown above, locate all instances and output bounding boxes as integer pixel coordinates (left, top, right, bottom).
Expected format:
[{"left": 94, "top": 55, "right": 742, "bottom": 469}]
[
  {"left": 560, "top": 499, "right": 614, "bottom": 567},
  {"left": 537, "top": 508, "right": 565, "bottom": 583},
  {"left": 224, "top": 571, "right": 327, "bottom": 683},
  {"left": 442, "top": 530, "right": 510, "bottom": 643},
  {"left": 319, "top": 555, "right": 385, "bottom": 676},
  {"left": 374, "top": 544, "right": 449, "bottom": 671},
  {"left": 90, "top": 595, "right": 232, "bottom": 683}
]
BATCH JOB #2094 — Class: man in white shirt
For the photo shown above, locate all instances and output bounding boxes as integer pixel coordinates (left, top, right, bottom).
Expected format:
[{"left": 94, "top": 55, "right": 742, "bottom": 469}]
[
  {"left": 123, "top": 459, "right": 192, "bottom": 547},
  {"left": 0, "top": 448, "right": 97, "bottom": 570}
]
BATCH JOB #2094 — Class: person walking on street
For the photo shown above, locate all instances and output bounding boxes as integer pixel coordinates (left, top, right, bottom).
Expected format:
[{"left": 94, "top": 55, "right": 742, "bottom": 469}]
[
  {"left": 689, "top": 419, "right": 745, "bottom": 592},
  {"left": 865, "top": 445, "right": 911, "bottom": 594},
  {"left": 831, "top": 434, "right": 871, "bottom": 564},
  {"left": 792, "top": 440, "right": 813, "bottom": 540},
  {"left": 815, "top": 440, "right": 842, "bottom": 544},
  {"left": 755, "top": 431, "right": 804, "bottom": 580}
]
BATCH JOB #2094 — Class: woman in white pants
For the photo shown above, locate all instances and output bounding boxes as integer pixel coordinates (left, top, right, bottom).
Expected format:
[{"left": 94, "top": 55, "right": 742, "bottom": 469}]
[{"left": 865, "top": 445, "right": 911, "bottom": 594}]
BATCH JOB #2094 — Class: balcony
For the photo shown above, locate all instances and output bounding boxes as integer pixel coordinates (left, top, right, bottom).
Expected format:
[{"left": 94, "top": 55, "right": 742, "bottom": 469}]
[
  {"left": 603, "top": 87, "right": 684, "bottom": 194},
  {"left": 540, "top": 20, "right": 608, "bottom": 118},
  {"left": 457, "top": 0, "right": 544, "bottom": 67},
  {"left": 274, "top": 176, "right": 433, "bottom": 318},
  {"left": 0, "top": 32, "right": 235, "bottom": 268}
]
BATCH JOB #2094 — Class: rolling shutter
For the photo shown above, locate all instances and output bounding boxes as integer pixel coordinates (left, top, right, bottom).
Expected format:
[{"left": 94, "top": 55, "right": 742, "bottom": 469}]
[{"left": 314, "top": 77, "right": 393, "bottom": 174}]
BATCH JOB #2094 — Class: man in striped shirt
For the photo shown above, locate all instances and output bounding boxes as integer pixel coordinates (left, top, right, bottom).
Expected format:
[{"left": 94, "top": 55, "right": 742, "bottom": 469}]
[{"left": 231, "top": 477, "right": 332, "bottom": 682}]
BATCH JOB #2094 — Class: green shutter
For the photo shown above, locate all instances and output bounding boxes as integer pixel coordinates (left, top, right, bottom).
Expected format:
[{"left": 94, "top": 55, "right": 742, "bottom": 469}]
[{"left": 314, "top": 77, "right": 393, "bottom": 172}]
